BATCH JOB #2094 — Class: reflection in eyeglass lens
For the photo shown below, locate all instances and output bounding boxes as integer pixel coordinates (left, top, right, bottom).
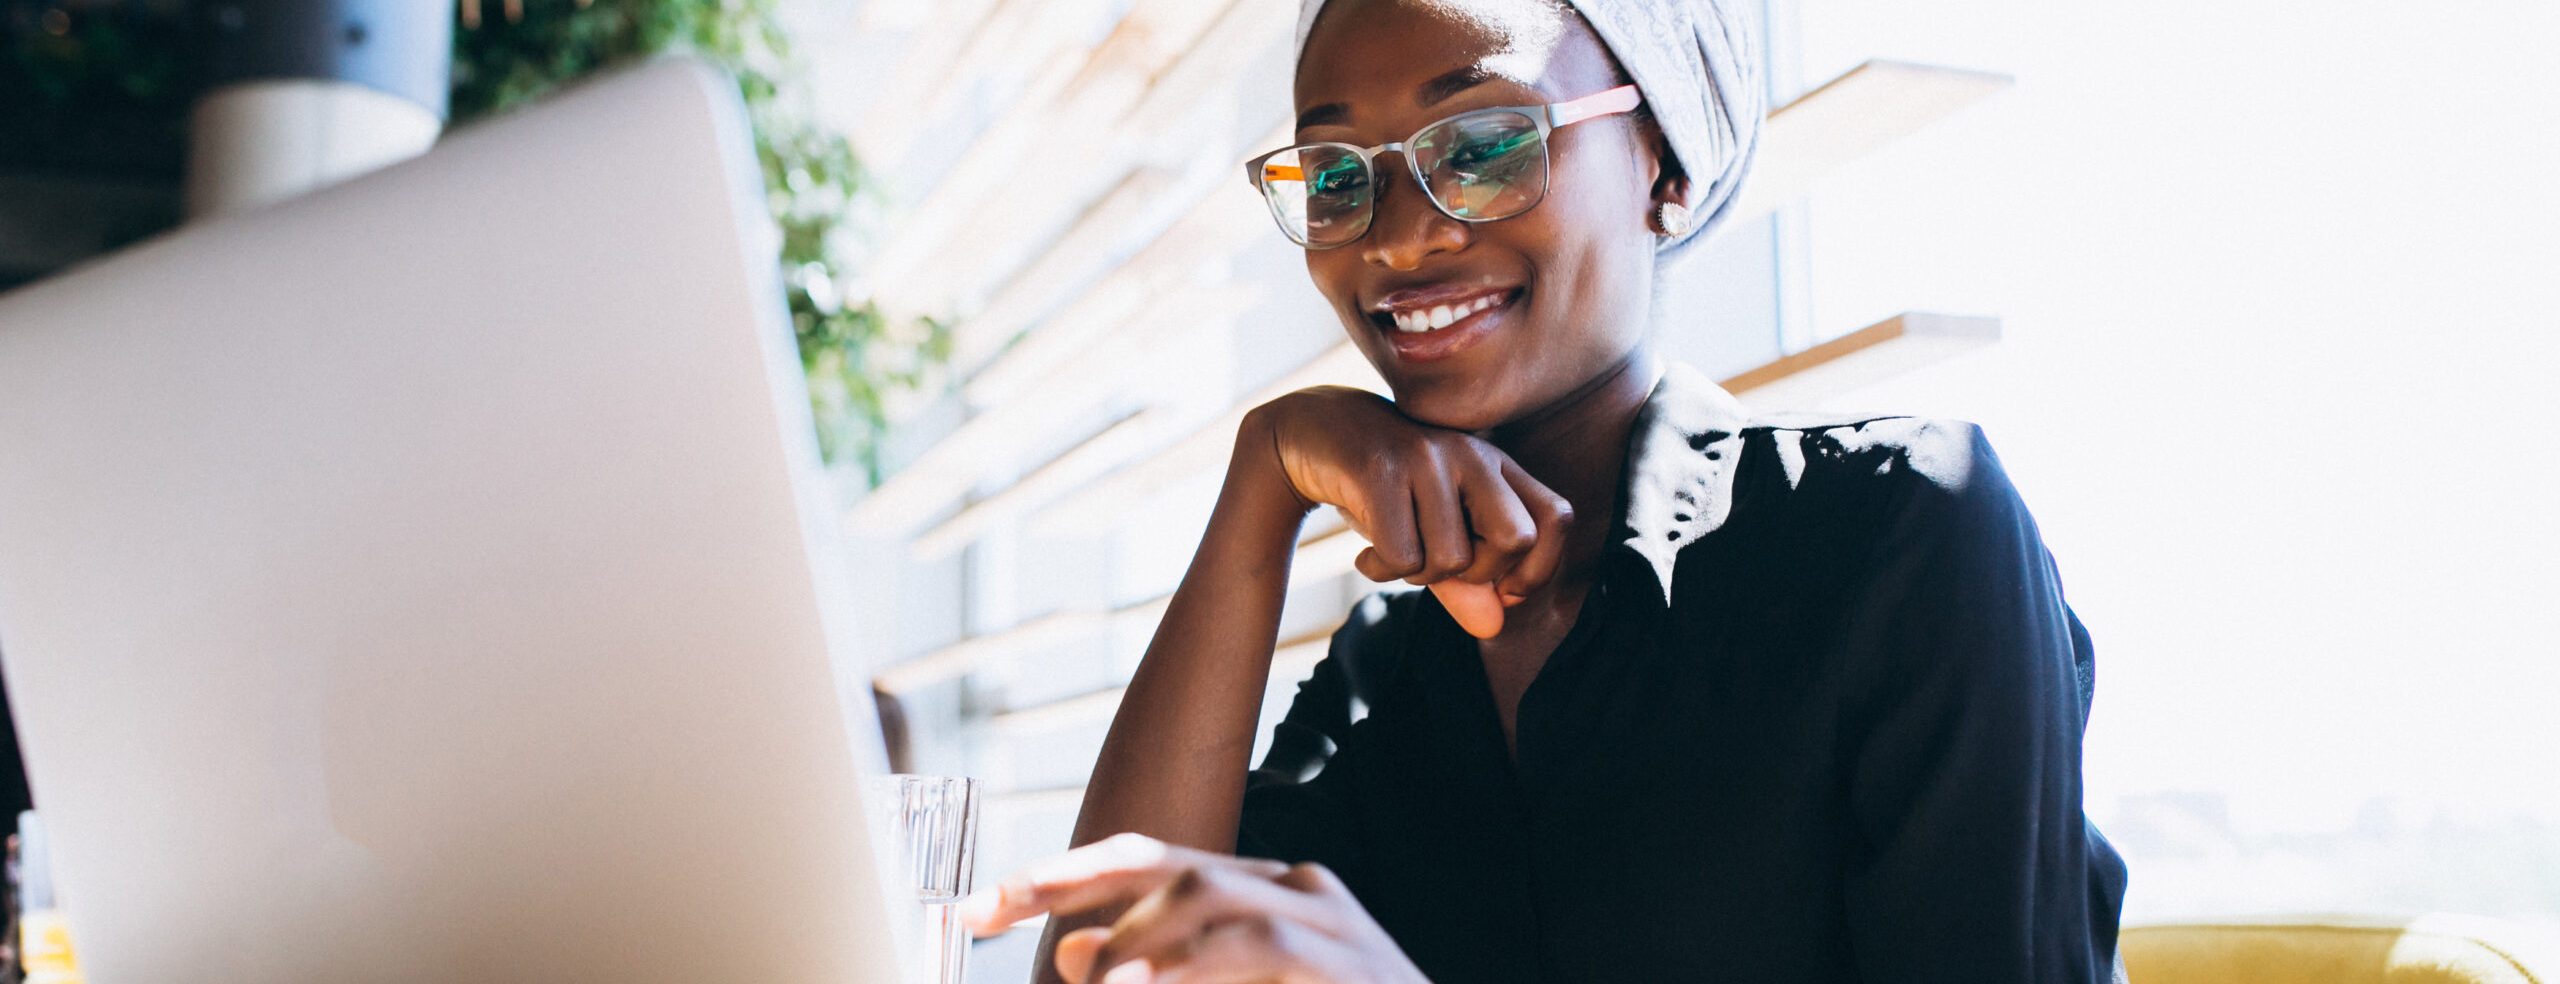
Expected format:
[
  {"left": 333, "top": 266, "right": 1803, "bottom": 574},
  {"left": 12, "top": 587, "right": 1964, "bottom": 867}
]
[
  {"left": 1262, "top": 146, "right": 1373, "bottom": 246},
  {"left": 1420, "top": 112, "right": 1543, "bottom": 218}
]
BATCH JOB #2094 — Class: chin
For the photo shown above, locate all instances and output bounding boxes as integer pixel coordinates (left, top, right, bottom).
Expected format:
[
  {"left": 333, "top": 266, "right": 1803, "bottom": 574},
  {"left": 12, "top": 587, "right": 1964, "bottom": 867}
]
[{"left": 1386, "top": 386, "right": 1513, "bottom": 433}]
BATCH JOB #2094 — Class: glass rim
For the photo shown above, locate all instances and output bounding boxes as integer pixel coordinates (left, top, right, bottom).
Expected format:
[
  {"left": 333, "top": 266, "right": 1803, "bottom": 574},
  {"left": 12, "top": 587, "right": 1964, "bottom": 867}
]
[
  {"left": 1247, "top": 110, "right": 1551, "bottom": 247},
  {"left": 1243, "top": 83, "right": 1640, "bottom": 249}
]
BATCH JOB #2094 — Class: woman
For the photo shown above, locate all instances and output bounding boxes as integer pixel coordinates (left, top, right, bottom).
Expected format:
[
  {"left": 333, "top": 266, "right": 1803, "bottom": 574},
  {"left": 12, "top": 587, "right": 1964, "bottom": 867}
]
[{"left": 961, "top": 0, "right": 2130, "bottom": 981}]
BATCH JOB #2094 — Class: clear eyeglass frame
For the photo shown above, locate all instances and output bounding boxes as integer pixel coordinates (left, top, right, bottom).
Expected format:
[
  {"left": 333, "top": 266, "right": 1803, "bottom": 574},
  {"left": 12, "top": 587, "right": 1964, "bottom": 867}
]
[{"left": 1242, "top": 83, "right": 1642, "bottom": 249}]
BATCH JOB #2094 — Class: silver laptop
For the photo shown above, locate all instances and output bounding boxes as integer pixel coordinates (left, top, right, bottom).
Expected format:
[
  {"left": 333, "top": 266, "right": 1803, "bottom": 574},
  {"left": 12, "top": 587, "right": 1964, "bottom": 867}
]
[{"left": 0, "top": 56, "right": 907, "bottom": 983}]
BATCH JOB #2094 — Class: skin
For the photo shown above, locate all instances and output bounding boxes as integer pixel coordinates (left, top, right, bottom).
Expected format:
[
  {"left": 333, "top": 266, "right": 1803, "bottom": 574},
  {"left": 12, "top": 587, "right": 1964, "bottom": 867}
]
[{"left": 971, "top": 2, "right": 1698, "bottom": 980}]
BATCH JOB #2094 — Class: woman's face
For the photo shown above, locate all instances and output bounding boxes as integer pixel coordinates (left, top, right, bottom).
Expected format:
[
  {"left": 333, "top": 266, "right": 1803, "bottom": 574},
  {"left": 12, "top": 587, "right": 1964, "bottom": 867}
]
[{"left": 1293, "top": 0, "right": 1676, "bottom": 432}]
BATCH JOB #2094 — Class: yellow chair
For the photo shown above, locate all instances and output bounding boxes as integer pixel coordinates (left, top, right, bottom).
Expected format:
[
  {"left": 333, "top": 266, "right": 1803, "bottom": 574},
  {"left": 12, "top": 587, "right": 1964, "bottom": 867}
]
[{"left": 2122, "top": 914, "right": 2560, "bottom": 984}]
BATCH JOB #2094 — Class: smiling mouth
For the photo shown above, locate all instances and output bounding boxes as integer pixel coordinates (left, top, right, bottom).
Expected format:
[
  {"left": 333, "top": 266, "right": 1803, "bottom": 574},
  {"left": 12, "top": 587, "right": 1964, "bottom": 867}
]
[{"left": 1370, "top": 288, "right": 1525, "bottom": 334}]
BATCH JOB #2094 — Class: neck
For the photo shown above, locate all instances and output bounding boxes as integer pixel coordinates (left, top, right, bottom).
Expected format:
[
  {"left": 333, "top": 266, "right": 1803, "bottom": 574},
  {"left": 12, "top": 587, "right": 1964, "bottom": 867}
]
[{"left": 1481, "top": 343, "right": 1661, "bottom": 592}]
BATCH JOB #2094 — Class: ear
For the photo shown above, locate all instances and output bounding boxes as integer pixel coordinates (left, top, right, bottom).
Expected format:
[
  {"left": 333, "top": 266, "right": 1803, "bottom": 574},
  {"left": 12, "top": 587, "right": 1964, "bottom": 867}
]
[
  {"left": 1638, "top": 112, "right": 1699, "bottom": 228},
  {"left": 1646, "top": 123, "right": 1693, "bottom": 213}
]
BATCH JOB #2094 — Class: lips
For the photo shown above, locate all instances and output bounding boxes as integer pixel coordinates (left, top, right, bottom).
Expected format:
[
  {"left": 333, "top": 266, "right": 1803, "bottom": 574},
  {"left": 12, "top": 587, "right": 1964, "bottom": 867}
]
[
  {"left": 1366, "top": 285, "right": 1524, "bottom": 364},
  {"left": 1386, "top": 292, "right": 1507, "bottom": 333}
]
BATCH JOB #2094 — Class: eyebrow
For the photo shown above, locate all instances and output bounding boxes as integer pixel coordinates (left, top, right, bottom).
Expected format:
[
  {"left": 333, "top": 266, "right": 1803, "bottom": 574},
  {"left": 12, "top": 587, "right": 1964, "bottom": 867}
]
[{"left": 1294, "top": 62, "right": 1499, "bottom": 132}]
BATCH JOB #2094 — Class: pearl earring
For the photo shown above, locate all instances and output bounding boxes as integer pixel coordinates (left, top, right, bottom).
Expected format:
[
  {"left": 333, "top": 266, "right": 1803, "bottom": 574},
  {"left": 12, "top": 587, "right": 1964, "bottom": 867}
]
[{"left": 1654, "top": 201, "right": 1693, "bottom": 238}]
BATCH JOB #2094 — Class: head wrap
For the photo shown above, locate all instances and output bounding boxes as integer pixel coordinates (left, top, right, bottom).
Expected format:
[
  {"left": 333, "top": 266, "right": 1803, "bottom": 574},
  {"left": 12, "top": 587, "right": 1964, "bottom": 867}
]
[{"left": 1291, "top": 0, "right": 1765, "bottom": 270}]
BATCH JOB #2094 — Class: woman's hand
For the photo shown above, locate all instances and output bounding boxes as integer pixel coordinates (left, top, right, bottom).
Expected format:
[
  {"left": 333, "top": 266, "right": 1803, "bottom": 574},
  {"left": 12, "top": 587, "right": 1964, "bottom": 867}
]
[
  {"left": 1244, "top": 386, "right": 1574, "bottom": 639},
  {"left": 962, "top": 833, "right": 1431, "bottom": 984}
]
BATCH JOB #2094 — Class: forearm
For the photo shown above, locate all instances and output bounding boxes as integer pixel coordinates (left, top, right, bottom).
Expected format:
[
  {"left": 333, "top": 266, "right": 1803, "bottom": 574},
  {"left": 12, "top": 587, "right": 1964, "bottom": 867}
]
[
  {"left": 1028, "top": 416, "right": 1308, "bottom": 982},
  {"left": 1070, "top": 412, "right": 1309, "bottom": 850}
]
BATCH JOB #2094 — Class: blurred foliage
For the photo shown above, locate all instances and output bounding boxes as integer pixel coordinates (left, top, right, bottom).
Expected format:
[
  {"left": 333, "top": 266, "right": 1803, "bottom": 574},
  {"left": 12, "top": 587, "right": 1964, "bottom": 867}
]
[
  {"left": 453, "top": 0, "right": 947, "bottom": 481},
  {"left": 0, "top": 0, "right": 195, "bottom": 177}
]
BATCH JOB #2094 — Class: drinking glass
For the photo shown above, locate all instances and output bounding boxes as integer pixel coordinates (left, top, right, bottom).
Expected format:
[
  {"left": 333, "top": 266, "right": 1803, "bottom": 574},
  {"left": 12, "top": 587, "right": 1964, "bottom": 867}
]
[{"left": 870, "top": 774, "right": 982, "bottom": 984}]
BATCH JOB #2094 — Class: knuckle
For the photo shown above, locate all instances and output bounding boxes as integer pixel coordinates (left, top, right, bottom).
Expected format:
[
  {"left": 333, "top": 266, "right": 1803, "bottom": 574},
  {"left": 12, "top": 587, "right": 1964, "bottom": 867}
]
[
  {"left": 1352, "top": 551, "right": 1390, "bottom": 580},
  {"left": 1229, "top": 913, "right": 1279, "bottom": 944},
  {"left": 1369, "top": 446, "right": 1407, "bottom": 478},
  {"left": 1099, "top": 831, "right": 1165, "bottom": 864},
  {"left": 1286, "top": 861, "right": 1343, "bottom": 892}
]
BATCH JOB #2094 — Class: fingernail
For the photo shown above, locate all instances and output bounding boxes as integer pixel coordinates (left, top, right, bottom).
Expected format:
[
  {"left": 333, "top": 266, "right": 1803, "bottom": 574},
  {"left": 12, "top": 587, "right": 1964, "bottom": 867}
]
[{"left": 1102, "top": 960, "right": 1154, "bottom": 984}]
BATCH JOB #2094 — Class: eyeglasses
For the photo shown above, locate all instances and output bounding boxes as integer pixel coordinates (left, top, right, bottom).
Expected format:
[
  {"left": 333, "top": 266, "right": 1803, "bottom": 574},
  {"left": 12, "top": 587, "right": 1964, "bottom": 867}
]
[{"left": 1244, "top": 83, "right": 1641, "bottom": 249}]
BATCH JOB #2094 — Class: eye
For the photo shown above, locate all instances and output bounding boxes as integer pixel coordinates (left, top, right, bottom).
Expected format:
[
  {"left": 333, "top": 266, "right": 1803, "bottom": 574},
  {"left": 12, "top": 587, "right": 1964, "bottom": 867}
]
[
  {"left": 1449, "top": 128, "right": 1536, "bottom": 172},
  {"left": 1309, "top": 158, "right": 1368, "bottom": 195}
]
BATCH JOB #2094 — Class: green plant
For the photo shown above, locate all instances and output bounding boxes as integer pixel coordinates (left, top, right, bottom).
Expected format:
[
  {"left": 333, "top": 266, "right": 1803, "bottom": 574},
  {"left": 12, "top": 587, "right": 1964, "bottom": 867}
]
[{"left": 450, "top": 0, "right": 947, "bottom": 482}]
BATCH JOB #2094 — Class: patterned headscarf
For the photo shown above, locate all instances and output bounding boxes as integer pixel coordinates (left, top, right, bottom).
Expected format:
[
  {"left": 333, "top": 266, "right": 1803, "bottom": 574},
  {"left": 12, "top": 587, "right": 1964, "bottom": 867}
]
[{"left": 1292, "top": 0, "right": 1765, "bottom": 270}]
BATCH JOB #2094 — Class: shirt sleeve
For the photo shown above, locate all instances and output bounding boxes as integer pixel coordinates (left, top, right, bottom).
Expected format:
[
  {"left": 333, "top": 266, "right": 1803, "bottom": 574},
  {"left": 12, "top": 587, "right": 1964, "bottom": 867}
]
[
  {"left": 1832, "top": 420, "right": 2130, "bottom": 983},
  {"left": 1232, "top": 589, "right": 1408, "bottom": 875}
]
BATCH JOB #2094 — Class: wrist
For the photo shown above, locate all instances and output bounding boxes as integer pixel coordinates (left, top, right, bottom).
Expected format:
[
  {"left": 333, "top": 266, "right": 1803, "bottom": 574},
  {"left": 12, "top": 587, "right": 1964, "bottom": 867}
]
[{"left": 1230, "top": 403, "right": 1319, "bottom": 520}]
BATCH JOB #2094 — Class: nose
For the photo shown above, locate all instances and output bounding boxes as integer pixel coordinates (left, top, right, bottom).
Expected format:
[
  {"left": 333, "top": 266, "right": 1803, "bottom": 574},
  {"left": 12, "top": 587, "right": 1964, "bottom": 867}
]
[{"left": 1359, "top": 152, "right": 1469, "bottom": 271}]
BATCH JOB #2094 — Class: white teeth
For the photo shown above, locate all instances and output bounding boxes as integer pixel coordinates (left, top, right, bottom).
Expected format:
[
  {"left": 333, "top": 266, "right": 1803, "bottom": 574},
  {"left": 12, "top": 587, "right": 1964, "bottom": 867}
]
[{"left": 1387, "top": 292, "right": 1506, "bottom": 333}]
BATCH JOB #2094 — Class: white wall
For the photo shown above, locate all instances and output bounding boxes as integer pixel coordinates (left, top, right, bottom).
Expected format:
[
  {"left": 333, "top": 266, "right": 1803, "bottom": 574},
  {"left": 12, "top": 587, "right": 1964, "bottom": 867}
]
[{"left": 1790, "top": 0, "right": 2560, "bottom": 924}]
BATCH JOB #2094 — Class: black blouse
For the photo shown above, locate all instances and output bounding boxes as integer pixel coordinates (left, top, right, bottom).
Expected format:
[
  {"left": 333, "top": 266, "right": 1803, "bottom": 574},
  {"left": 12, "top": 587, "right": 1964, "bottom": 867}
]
[{"left": 1235, "top": 362, "right": 2129, "bottom": 983}]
